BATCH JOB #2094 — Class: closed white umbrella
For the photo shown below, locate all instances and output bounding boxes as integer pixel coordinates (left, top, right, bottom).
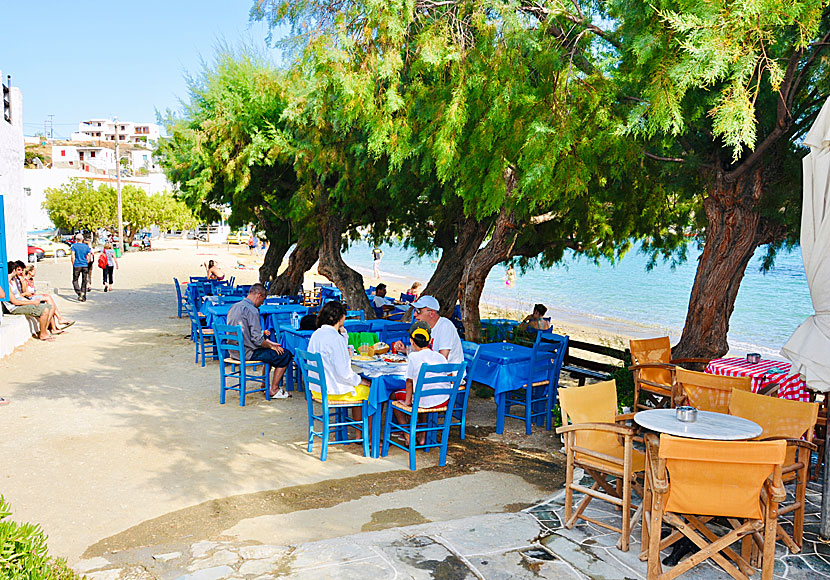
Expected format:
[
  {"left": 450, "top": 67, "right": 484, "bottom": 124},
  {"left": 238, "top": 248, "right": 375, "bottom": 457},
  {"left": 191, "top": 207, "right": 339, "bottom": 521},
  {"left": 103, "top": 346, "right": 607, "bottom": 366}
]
[{"left": 782, "top": 96, "right": 830, "bottom": 538}]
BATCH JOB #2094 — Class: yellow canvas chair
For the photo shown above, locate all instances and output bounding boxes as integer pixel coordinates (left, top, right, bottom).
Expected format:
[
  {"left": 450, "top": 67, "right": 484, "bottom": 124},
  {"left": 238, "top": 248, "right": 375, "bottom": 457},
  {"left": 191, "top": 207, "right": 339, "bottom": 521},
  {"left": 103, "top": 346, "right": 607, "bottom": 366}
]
[
  {"left": 556, "top": 380, "right": 644, "bottom": 551},
  {"left": 641, "top": 434, "right": 786, "bottom": 580},
  {"left": 629, "top": 337, "right": 710, "bottom": 411},
  {"left": 728, "top": 388, "right": 818, "bottom": 553},
  {"left": 674, "top": 367, "right": 752, "bottom": 414}
]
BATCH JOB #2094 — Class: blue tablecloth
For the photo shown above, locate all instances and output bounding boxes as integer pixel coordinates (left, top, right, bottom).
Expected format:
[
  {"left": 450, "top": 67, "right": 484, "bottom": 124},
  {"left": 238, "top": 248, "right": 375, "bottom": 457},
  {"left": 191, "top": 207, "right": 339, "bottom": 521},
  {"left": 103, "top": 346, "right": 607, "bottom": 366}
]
[
  {"left": 203, "top": 303, "right": 307, "bottom": 327},
  {"left": 364, "top": 372, "right": 406, "bottom": 458},
  {"left": 468, "top": 342, "right": 535, "bottom": 396}
]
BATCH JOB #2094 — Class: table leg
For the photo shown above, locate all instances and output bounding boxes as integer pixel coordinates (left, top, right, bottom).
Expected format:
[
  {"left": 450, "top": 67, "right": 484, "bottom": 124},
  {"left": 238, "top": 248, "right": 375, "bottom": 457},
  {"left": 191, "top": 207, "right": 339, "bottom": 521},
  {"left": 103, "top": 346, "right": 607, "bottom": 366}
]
[{"left": 372, "top": 402, "right": 384, "bottom": 458}]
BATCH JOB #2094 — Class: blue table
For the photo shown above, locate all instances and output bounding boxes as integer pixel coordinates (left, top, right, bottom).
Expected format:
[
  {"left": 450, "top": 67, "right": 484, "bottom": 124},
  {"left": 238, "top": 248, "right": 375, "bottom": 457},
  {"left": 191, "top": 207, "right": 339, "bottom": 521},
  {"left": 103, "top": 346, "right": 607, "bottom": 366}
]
[
  {"left": 468, "top": 342, "right": 535, "bottom": 396},
  {"left": 279, "top": 326, "right": 314, "bottom": 391},
  {"left": 203, "top": 303, "right": 307, "bottom": 327}
]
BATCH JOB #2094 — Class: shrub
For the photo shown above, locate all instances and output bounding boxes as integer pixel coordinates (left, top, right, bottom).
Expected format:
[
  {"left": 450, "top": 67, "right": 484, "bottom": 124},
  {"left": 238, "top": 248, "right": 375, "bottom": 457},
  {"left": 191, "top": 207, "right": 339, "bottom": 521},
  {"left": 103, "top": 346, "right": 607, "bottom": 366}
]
[{"left": 0, "top": 496, "right": 84, "bottom": 580}]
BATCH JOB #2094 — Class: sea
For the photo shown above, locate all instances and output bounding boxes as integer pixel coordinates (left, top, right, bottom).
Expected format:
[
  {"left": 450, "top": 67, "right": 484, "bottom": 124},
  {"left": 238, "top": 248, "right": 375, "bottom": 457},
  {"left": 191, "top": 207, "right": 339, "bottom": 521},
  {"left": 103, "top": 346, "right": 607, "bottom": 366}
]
[{"left": 341, "top": 240, "right": 813, "bottom": 357}]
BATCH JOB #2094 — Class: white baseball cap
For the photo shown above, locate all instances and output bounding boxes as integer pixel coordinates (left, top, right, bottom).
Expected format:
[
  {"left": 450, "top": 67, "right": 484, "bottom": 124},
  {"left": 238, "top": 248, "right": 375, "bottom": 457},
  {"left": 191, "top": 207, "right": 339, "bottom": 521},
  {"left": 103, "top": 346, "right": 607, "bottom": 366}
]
[{"left": 411, "top": 295, "right": 440, "bottom": 311}]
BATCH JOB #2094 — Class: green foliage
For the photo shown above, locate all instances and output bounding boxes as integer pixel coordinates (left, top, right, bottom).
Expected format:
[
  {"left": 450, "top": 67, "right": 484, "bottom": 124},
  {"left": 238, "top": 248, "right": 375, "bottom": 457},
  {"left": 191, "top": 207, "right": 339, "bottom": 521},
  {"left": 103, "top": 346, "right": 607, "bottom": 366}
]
[
  {"left": 0, "top": 496, "right": 83, "bottom": 580},
  {"left": 43, "top": 179, "right": 197, "bottom": 238}
]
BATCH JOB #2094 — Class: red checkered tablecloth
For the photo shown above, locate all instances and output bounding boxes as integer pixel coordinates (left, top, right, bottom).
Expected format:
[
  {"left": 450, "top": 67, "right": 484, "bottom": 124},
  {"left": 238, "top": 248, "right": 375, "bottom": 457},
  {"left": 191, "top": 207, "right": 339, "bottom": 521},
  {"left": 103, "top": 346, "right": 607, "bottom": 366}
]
[{"left": 705, "top": 358, "right": 811, "bottom": 402}]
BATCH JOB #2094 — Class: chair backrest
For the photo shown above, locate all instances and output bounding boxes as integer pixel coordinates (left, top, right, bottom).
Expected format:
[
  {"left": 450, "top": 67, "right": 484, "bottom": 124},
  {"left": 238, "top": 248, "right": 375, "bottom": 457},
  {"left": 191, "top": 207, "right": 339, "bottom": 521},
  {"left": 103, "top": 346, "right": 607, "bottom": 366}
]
[
  {"left": 295, "top": 348, "right": 329, "bottom": 404},
  {"left": 729, "top": 388, "right": 819, "bottom": 440},
  {"left": 228, "top": 276, "right": 236, "bottom": 287},
  {"left": 559, "top": 379, "right": 620, "bottom": 453},
  {"left": 314, "top": 282, "right": 333, "bottom": 288},
  {"left": 366, "top": 286, "right": 376, "bottom": 295},
  {"left": 400, "top": 293, "right": 416, "bottom": 303},
  {"left": 529, "top": 333, "right": 568, "bottom": 388},
  {"left": 630, "top": 336, "right": 673, "bottom": 387},
  {"left": 411, "top": 361, "right": 467, "bottom": 409},
  {"left": 658, "top": 434, "right": 786, "bottom": 519},
  {"left": 184, "top": 301, "right": 201, "bottom": 329},
  {"left": 379, "top": 321, "right": 410, "bottom": 345},
  {"left": 174, "top": 277, "right": 184, "bottom": 302},
  {"left": 214, "top": 324, "right": 244, "bottom": 360},
  {"left": 344, "top": 320, "right": 370, "bottom": 334},
  {"left": 461, "top": 341, "right": 481, "bottom": 382},
  {"left": 346, "top": 309, "right": 365, "bottom": 321},
  {"left": 675, "top": 367, "right": 751, "bottom": 413}
]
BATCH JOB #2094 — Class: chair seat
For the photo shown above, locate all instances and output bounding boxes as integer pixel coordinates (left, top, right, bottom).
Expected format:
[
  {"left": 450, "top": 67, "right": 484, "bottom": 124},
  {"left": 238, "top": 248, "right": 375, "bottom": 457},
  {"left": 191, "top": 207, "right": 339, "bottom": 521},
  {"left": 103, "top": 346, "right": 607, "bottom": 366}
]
[
  {"left": 223, "top": 357, "right": 264, "bottom": 366},
  {"left": 311, "top": 396, "right": 364, "bottom": 407},
  {"left": 391, "top": 400, "right": 448, "bottom": 413},
  {"left": 202, "top": 328, "right": 214, "bottom": 335}
]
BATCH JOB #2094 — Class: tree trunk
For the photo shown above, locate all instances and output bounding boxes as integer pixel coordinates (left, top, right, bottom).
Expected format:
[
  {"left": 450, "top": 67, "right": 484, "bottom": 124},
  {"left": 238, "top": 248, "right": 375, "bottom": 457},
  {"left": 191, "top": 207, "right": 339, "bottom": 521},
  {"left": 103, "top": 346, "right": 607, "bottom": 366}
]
[
  {"left": 253, "top": 212, "right": 292, "bottom": 287},
  {"left": 269, "top": 238, "right": 320, "bottom": 295},
  {"left": 673, "top": 168, "right": 778, "bottom": 359},
  {"left": 316, "top": 206, "right": 375, "bottom": 317},
  {"left": 420, "top": 215, "right": 492, "bottom": 319},
  {"left": 460, "top": 206, "right": 521, "bottom": 342}
]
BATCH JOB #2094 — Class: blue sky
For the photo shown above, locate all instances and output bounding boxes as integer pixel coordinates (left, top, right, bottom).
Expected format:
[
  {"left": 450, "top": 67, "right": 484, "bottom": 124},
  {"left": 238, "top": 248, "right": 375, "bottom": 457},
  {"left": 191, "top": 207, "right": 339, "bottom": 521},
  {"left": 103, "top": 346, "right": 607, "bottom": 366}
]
[{"left": 3, "top": 1, "right": 286, "bottom": 138}]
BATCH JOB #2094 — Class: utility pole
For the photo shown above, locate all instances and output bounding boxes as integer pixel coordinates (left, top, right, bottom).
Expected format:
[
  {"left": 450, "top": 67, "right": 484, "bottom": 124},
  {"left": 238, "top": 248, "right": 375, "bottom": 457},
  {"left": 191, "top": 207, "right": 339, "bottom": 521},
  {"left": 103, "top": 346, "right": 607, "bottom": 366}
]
[{"left": 114, "top": 118, "right": 124, "bottom": 254}]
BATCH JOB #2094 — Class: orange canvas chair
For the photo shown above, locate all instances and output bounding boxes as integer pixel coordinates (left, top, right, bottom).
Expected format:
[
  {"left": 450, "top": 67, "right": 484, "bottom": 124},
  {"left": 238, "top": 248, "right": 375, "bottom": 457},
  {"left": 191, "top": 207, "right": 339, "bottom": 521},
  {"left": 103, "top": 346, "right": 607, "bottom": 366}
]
[
  {"left": 674, "top": 367, "right": 752, "bottom": 414},
  {"left": 641, "top": 434, "right": 786, "bottom": 580},
  {"left": 556, "top": 380, "right": 644, "bottom": 551},
  {"left": 728, "top": 388, "right": 819, "bottom": 553},
  {"left": 629, "top": 337, "right": 710, "bottom": 411}
]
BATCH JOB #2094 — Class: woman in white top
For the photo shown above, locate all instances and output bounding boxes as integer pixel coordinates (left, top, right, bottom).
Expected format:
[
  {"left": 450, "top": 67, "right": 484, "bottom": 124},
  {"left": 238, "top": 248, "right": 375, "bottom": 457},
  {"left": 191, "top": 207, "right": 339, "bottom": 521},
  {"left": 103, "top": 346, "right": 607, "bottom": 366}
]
[{"left": 307, "top": 301, "right": 371, "bottom": 403}]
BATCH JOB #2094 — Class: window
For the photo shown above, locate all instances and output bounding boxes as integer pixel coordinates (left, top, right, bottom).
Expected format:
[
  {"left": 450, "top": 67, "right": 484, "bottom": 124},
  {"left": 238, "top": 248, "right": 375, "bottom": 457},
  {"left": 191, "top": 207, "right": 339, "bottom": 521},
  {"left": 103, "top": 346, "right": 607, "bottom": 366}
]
[
  {"left": 91, "top": 151, "right": 96, "bottom": 158},
  {"left": 24, "top": 187, "right": 31, "bottom": 196},
  {"left": 61, "top": 149, "right": 65, "bottom": 156},
  {"left": 119, "top": 135, "right": 125, "bottom": 140}
]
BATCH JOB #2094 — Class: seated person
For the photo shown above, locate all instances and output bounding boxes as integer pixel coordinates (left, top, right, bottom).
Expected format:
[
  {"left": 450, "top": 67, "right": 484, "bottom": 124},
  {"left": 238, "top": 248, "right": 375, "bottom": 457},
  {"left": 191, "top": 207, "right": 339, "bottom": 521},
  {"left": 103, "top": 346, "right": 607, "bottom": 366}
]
[
  {"left": 406, "top": 281, "right": 422, "bottom": 300},
  {"left": 307, "top": 301, "right": 372, "bottom": 429},
  {"left": 21, "top": 265, "right": 73, "bottom": 328},
  {"left": 519, "top": 303, "right": 551, "bottom": 331},
  {"left": 391, "top": 321, "right": 454, "bottom": 445},
  {"left": 203, "top": 260, "right": 225, "bottom": 281},
  {"left": 5, "top": 261, "right": 59, "bottom": 341},
  {"left": 371, "top": 283, "right": 396, "bottom": 315},
  {"left": 393, "top": 295, "right": 463, "bottom": 363},
  {"left": 299, "top": 313, "right": 318, "bottom": 331}
]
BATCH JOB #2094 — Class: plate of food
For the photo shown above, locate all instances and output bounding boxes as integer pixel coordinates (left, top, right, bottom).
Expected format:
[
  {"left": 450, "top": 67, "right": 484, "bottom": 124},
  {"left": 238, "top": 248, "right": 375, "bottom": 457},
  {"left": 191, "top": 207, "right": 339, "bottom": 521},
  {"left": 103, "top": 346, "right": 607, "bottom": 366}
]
[
  {"left": 351, "top": 354, "right": 375, "bottom": 362},
  {"left": 382, "top": 354, "right": 407, "bottom": 363}
]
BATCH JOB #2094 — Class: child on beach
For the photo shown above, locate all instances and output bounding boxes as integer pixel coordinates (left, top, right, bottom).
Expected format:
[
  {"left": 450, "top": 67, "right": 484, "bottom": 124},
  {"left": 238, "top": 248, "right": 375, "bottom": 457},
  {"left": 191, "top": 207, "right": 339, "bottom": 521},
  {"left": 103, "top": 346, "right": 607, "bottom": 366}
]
[{"left": 391, "top": 321, "right": 453, "bottom": 445}]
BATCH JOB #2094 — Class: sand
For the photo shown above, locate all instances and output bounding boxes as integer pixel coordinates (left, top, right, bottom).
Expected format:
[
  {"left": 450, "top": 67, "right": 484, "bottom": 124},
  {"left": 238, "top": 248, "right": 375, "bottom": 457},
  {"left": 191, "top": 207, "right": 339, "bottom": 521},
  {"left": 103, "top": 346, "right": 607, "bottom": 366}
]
[{"left": 0, "top": 239, "right": 568, "bottom": 565}]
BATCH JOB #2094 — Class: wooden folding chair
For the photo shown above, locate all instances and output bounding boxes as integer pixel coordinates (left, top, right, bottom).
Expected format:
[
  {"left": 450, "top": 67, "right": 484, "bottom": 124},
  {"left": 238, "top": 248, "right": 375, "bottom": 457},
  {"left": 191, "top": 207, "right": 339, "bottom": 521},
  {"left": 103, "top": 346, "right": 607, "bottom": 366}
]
[
  {"left": 728, "top": 388, "right": 819, "bottom": 553},
  {"left": 556, "top": 380, "right": 644, "bottom": 551},
  {"left": 641, "top": 434, "right": 786, "bottom": 580},
  {"left": 674, "top": 367, "right": 751, "bottom": 414},
  {"left": 629, "top": 337, "right": 710, "bottom": 411}
]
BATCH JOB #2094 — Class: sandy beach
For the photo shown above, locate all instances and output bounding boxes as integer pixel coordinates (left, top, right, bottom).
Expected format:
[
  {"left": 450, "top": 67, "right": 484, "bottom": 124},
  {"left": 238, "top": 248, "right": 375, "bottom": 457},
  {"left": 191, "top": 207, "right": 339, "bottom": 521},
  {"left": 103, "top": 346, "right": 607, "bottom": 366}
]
[{"left": 1, "top": 239, "right": 567, "bottom": 565}]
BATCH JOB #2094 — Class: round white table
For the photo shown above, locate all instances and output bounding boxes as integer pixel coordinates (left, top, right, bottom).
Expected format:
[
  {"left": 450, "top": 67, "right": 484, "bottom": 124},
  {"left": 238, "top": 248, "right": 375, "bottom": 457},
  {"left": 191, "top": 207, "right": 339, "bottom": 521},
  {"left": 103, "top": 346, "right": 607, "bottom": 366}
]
[{"left": 634, "top": 409, "right": 762, "bottom": 440}]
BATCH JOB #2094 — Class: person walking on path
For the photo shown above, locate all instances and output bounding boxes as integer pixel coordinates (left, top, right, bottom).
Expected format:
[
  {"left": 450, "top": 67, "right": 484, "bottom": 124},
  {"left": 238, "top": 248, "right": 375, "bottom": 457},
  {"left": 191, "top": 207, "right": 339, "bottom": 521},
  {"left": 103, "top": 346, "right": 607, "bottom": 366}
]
[
  {"left": 101, "top": 243, "right": 119, "bottom": 292},
  {"left": 70, "top": 234, "right": 91, "bottom": 301},
  {"left": 372, "top": 247, "right": 383, "bottom": 279}
]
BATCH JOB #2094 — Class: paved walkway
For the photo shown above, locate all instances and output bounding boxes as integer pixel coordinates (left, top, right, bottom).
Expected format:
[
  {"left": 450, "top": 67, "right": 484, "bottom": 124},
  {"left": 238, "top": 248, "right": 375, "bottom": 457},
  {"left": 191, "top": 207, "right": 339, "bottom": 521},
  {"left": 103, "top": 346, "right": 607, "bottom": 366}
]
[{"left": 76, "top": 513, "right": 585, "bottom": 580}]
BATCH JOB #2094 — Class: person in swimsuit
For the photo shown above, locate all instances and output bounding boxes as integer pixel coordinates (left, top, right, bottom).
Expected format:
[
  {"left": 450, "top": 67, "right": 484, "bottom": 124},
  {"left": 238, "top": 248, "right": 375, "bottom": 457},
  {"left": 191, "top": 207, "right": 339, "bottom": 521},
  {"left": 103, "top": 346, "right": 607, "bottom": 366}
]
[{"left": 204, "top": 260, "right": 225, "bottom": 281}]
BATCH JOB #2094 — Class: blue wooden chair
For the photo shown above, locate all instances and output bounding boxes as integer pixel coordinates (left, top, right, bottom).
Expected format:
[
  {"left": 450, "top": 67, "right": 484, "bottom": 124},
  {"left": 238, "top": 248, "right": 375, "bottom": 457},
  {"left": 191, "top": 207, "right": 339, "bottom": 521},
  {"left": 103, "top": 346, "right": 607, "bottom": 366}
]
[
  {"left": 346, "top": 309, "right": 365, "bottom": 321},
  {"left": 453, "top": 341, "right": 482, "bottom": 439},
  {"left": 400, "top": 293, "right": 416, "bottom": 303},
  {"left": 296, "top": 349, "right": 369, "bottom": 461},
  {"left": 497, "top": 334, "right": 568, "bottom": 435},
  {"left": 214, "top": 324, "right": 271, "bottom": 406},
  {"left": 378, "top": 322, "right": 410, "bottom": 346},
  {"left": 173, "top": 277, "right": 188, "bottom": 318},
  {"left": 381, "top": 361, "right": 467, "bottom": 471},
  {"left": 185, "top": 302, "right": 218, "bottom": 366},
  {"left": 344, "top": 321, "right": 370, "bottom": 334}
]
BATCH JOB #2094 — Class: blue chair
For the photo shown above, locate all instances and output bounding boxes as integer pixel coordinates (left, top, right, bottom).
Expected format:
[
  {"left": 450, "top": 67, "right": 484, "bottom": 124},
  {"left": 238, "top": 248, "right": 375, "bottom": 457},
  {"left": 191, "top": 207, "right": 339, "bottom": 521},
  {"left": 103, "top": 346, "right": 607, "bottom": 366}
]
[
  {"left": 378, "top": 322, "right": 410, "bottom": 345},
  {"left": 366, "top": 286, "right": 376, "bottom": 296},
  {"left": 190, "top": 276, "right": 208, "bottom": 283},
  {"left": 497, "top": 334, "right": 568, "bottom": 434},
  {"left": 174, "top": 277, "right": 187, "bottom": 318},
  {"left": 400, "top": 293, "right": 416, "bottom": 303},
  {"left": 228, "top": 276, "right": 236, "bottom": 287},
  {"left": 185, "top": 302, "right": 218, "bottom": 367},
  {"left": 346, "top": 309, "right": 365, "bottom": 321},
  {"left": 344, "top": 321, "right": 370, "bottom": 334},
  {"left": 214, "top": 324, "right": 271, "bottom": 406},
  {"left": 454, "top": 341, "right": 482, "bottom": 439},
  {"left": 381, "top": 361, "right": 467, "bottom": 471},
  {"left": 296, "top": 349, "right": 369, "bottom": 461}
]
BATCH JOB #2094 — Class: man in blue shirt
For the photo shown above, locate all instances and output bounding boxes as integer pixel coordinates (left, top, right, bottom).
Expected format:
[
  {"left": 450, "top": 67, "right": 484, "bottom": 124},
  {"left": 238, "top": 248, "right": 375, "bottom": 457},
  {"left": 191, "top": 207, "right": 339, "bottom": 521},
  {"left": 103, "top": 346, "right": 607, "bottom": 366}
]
[{"left": 70, "top": 233, "right": 91, "bottom": 301}]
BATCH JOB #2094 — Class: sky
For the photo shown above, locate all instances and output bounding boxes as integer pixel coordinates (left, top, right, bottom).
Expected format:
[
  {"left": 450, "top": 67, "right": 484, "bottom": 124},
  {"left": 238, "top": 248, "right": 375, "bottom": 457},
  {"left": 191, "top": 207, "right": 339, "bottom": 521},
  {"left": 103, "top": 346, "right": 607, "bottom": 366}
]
[{"left": 2, "top": 1, "right": 287, "bottom": 139}]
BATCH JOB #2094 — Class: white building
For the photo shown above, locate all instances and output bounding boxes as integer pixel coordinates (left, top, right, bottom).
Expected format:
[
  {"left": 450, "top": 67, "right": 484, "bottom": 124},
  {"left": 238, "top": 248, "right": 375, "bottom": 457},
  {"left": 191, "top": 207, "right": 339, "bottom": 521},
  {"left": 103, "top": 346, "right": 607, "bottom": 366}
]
[
  {"left": 51, "top": 144, "right": 116, "bottom": 175},
  {"left": 71, "top": 118, "right": 161, "bottom": 144},
  {"left": 0, "top": 71, "right": 25, "bottom": 262}
]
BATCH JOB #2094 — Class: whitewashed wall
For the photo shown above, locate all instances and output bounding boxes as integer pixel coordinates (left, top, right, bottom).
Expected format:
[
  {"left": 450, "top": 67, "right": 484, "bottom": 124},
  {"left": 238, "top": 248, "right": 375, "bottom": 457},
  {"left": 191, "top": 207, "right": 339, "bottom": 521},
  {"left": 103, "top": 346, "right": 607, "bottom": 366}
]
[{"left": 0, "top": 79, "right": 26, "bottom": 262}]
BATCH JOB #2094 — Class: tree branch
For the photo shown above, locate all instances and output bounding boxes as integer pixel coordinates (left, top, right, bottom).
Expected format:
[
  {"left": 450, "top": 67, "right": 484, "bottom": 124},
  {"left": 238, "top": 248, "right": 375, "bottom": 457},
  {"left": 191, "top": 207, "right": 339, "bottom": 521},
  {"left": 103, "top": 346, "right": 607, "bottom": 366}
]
[{"left": 645, "top": 152, "right": 686, "bottom": 163}]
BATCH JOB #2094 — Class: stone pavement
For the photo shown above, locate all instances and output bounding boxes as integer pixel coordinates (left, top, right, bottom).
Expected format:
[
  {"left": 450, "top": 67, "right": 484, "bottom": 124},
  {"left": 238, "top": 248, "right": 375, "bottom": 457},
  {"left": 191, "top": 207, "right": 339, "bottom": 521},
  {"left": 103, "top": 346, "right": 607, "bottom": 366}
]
[
  {"left": 528, "top": 469, "right": 830, "bottom": 579},
  {"left": 74, "top": 513, "right": 586, "bottom": 580}
]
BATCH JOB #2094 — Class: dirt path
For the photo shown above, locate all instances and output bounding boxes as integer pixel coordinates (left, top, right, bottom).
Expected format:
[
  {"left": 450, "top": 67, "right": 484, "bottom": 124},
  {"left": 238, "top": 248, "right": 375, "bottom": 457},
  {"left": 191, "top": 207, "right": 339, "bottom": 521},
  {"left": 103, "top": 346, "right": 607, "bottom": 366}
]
[{"left": 0, "top": 240, "right": 563, "bottom": 563}]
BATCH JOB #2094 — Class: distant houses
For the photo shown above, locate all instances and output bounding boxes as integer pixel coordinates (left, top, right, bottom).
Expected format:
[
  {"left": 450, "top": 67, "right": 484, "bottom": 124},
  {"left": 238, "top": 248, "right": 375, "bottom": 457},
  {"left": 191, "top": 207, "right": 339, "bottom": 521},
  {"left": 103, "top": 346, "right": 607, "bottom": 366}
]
[{"left": 71, "top": 118, "right": 161, "bottom": 144}]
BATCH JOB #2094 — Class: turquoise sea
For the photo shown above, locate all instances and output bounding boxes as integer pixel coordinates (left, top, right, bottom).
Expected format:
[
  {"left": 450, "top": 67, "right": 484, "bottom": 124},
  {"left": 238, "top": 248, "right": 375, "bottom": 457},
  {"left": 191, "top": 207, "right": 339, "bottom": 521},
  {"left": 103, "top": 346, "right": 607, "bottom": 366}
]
[{"left": 342, "top": 241, "right": 813, "bottom": 356}]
